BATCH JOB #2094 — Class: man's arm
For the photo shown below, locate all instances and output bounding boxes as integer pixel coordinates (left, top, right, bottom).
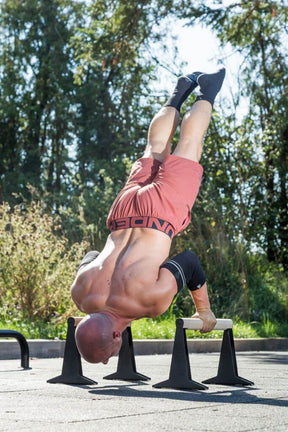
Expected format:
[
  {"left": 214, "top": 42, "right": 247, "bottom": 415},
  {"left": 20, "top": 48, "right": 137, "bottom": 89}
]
[
  {"left": 189, "top": 282, "right": 216, "bottom": 333},
  {"left": 160, "top": 250, "right": 216, "bottom": 333}
]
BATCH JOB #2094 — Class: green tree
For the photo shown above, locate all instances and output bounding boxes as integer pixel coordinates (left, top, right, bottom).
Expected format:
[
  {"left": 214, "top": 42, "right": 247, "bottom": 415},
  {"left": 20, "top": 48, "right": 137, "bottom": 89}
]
[
  {"left": 65, "top": 0, "right": 178, "bottom": 243},
  {"left": 0, "top": 0, "right": 82, "bottom": 205},
  {"left": 0, "top": 0, "right": 176, "bottom": 243},
  {"left": 180, "top": 0, "right": 288, "bottom": 268}
]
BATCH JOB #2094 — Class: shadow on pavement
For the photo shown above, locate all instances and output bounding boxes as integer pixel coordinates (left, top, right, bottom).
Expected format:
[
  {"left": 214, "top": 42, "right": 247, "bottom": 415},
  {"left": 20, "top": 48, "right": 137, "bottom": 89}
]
[
  {"left": 85, "top": 382, "right": 288, "bottom": 407},
  {"left": 244, "top": 352, "right": 288, "bottom": 365}
]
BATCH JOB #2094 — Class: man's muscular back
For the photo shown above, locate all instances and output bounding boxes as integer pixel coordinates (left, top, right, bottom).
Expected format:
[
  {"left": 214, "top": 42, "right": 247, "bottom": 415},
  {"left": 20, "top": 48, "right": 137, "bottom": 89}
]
[{"left": 71, "top": 228, "right": 177, "bottom": 320}]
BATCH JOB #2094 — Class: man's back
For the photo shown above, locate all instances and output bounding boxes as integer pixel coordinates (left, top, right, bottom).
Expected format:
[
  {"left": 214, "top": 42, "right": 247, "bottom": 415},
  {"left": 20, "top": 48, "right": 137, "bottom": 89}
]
[{"left": 71, "top": 227, "right": 176, "bottom": 320}]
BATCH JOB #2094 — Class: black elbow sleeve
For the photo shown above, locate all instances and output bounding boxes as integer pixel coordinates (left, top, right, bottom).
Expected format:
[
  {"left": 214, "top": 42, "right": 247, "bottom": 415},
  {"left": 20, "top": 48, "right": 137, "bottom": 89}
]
[{"left": 160, "top": 250, "right": 206, "bottom": 292}]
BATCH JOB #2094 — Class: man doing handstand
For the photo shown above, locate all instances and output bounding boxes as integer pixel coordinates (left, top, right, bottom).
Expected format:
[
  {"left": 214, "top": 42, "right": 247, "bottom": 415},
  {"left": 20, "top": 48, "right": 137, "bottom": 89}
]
[{"left": 71, "top": 67, "right": 226, "bottom": 364}]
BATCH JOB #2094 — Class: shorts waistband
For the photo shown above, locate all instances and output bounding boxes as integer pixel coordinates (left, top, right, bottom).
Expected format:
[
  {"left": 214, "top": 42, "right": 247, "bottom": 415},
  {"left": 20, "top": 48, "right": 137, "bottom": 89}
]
[{"left": 108, "top": 216, "right": 175, "bottom": 239}]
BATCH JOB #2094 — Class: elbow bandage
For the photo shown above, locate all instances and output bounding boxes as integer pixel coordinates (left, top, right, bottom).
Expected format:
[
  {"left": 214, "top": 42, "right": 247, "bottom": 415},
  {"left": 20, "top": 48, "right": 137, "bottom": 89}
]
[{"left": 160, "top": 250, "right": 206, "bottom": 292}]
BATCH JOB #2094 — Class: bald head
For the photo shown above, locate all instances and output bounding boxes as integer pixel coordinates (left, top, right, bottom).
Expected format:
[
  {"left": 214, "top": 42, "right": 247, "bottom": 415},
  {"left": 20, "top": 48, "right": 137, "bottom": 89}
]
[{"left": 75, "top": 313, "right": 122, "bottom": 363}]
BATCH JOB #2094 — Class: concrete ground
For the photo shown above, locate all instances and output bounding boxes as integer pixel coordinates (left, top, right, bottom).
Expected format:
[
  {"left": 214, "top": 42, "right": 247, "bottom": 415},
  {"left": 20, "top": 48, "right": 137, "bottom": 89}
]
[{"left": 0, "top": 351, "right": 287, "bottom": 432}]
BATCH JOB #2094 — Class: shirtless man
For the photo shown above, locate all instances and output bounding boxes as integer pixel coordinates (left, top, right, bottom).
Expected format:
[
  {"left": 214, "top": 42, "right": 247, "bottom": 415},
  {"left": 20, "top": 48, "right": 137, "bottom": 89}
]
[{"left": 71, "top": 68, "right": 226, "bottom": 364}]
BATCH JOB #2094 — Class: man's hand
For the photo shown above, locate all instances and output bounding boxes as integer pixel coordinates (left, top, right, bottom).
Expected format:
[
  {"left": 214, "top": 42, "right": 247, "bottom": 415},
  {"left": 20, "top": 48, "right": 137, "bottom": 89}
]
[{"left": 191, "top": 308, "right": 217, "bottom": 333}]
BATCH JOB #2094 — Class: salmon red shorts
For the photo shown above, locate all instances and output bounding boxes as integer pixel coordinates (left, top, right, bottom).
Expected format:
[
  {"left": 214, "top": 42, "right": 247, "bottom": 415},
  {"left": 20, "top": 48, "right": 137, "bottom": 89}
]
[{"left": 106, "top": 154, "right": 203, "bottom": 239}]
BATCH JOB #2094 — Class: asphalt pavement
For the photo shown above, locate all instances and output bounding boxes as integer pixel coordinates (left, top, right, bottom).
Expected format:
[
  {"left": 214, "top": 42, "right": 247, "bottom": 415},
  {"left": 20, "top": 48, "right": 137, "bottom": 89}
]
[{"left": 0, "top": 351, "right": 287, "bottom": 432}]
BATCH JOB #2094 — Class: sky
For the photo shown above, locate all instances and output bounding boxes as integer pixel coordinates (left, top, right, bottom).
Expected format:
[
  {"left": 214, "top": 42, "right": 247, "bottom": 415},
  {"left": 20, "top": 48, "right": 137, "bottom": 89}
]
[
  {"left": 177, "top": 21, "right": 244, "bottom": 108},
  {"left": 151, "top": 18, "right": 247, "bottom": 120},
  {"left": 176, "top": 22, "right": 224, "bottom": 72}
]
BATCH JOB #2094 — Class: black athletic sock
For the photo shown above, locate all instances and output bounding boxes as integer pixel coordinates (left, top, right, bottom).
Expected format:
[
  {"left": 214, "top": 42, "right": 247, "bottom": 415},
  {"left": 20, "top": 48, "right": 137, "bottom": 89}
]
[
  {"left": 164, "top": 72, "right": 202, "bottom": 112},
  {"left": 195, "top": 68, "right": 226, "bottom": 106},
  {"left": 78, "top": 251, "right": 100, "bottom": 270}
]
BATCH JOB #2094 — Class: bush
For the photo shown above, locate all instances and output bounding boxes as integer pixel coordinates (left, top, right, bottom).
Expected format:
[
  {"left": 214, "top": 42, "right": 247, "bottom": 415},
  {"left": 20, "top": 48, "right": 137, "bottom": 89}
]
[
  {"left": 0, "top": 201, "right": 88, "bottom": 323},
  {"left": 0, "top": 197, "right": 287, "bottom": 337},
  {"left": 171, "top": 220, "right": 288, "bottom": 323}
]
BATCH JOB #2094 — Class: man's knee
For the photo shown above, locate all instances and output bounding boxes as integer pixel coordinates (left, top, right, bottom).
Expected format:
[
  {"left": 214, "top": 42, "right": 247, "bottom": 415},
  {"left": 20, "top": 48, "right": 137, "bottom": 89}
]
[{"left": 143, "top": 145, "right": 168, "bottom": 163}]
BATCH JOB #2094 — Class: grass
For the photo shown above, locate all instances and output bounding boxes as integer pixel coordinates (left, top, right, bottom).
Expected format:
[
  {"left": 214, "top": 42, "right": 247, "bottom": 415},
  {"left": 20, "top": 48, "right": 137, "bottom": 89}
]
[
  {"left": 1, "top": 315, "right": 288, "bottom": 340},
  {"left": 0, "top": 317, "right": 68, "bottom": 340},
  {"left": 131, "top": 317, "right": 288, "bottom": 339}
]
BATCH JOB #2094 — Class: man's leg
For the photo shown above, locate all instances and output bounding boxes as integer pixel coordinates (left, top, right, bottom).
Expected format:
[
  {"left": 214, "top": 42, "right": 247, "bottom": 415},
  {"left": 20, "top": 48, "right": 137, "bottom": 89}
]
[
  {"left": 173, "top": 100, "right": 212, "bottom": 162},
  {"left": 173, "top": 68, "right": 226, "bottom": 162},
  {"left": 144, "top": 74, "right": 200, "bottom": 162},
  {"left": 144, "top": 106, "right": 179, "bottom": 162}
]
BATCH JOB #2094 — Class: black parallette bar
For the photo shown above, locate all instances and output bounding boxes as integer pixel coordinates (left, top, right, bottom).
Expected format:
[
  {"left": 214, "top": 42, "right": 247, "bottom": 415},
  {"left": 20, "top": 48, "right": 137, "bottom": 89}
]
[
  {"left": 0, "top": 329, "right": 30, "bottom": 369},
  {"left": 47, "top": 317, "right": 96, "bottom": 385},
  {"left": 104, "top": 326, "right": 150, "bottom": 381}
]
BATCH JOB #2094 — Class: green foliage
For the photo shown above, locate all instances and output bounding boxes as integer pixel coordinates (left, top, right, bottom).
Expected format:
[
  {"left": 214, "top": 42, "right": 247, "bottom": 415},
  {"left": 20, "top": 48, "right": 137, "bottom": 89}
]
[
  {"left": 180, "top": 0, "right": 288, "bottom": 269},
  {"left": 0, "top": 0, "right": 80, "bottom": 202},
  {"left": 132, "top": 317, "right": 176, "bottom": 339},
  {"left": 172, "top": 224, "right": 288, "bottom": 323},
  {"left": 0, "top": 0, "right": 287, "bottom": 335},
  {"left": 163, "top": 197, "right": 288, "bottom": 324},
  {"left": 0, "top": 314, "right": 68, "bottom": 340},
  {"left": 0, "top": 200, "right": 87, "bottom": 322},
  {"left": 168, "top": 108, "right": 287, "bottom": 323},
  {"left": 2, "top": 315, "right": 287, "bottom": 340}
]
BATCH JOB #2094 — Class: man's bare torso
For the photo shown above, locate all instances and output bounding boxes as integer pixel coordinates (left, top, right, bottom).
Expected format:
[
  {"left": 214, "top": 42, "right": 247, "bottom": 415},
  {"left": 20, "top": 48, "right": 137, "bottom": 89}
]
[{"left": 71, "top": 228, "right": 177, "bottom": 320}]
